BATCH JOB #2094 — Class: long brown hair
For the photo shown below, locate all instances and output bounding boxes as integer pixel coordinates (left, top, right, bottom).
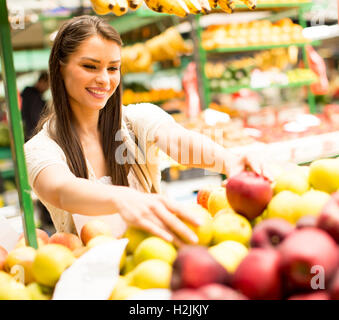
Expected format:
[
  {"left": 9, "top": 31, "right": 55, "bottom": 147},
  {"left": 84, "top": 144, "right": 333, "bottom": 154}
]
[{"left": 37, "top": 15, "right": 130, "bottom": 186}]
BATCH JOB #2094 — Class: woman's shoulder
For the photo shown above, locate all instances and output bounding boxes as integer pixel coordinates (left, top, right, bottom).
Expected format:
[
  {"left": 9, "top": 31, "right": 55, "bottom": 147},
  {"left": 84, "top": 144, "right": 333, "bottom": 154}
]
[{"left": 24, "top": 124, "right": 65, "bottom": 157}]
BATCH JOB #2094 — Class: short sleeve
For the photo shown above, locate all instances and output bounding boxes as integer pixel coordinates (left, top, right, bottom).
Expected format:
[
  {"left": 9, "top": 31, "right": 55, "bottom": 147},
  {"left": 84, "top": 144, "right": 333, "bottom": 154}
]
[
  {"left": 24, "top": 131, "right": 70, "bottom": 188},
  {"left": 122, "top": 103, "right": 175, "bottom": 145}
]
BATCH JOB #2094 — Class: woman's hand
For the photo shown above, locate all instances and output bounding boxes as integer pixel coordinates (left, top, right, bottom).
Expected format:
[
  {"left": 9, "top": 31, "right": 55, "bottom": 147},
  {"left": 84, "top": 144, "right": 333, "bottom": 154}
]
[
  {"left": 225, "top": 152, "right": 274, "bottom": 182},
  {"left": 115, "top": 187, "right": 201, "bottom": 247}
]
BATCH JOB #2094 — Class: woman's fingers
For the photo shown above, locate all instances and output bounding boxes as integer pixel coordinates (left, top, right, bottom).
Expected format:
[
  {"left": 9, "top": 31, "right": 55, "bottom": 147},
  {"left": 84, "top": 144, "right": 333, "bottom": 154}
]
[
  {"left": 154, "top": 202, "right": 199, "bottom": 244},
  {"left": 137, "top": 218, "right": 174, "bottom": 243},
  {"left": 145, "top": 212, "right": 185, "bottom": 247},
  {"left": 161, "top": 198, "right": 202, "bottom": 228}
]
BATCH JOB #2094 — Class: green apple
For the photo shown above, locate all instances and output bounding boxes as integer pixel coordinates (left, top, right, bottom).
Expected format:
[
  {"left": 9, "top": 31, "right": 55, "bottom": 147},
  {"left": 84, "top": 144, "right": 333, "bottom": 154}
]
[
  {"left": 274, "top": 168, "right": 309, "bottom": 195},
  {"left": 266, "top": 191, "right": 301, "bottom": 224},
  {"left": 309, "top": 159, "right": 339, "bottom": 194},
  {"left": 294, "top": 189, "right": 331, "bottom": 222}
]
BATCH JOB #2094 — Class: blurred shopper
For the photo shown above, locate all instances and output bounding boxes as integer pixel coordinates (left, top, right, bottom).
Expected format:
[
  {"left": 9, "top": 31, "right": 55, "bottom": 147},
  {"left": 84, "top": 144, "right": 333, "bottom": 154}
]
[{"left": 21, "top": 71, "right": 49, "bottom": 141}]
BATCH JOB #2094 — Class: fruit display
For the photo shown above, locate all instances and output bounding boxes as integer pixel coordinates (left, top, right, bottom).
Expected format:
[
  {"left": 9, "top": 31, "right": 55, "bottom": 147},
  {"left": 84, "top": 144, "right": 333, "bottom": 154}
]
[
  {"left": 177, "top": 111, "right": 255, "bottom": 149},
  {"left": 122, "top": 88, "right": 185, "bottom": 105},
  {"left": 202, "top": 19, "right": 308, "bottom": 51},
  {"left": 3, "top": 156, "right": 339, "bottom": 299},
  {"left": 121, "top": 27, "right": 192, "bottom": 74},
  {"left": 205, "top": 48, "right": 318, "bottom": 91},
  {"left": 90, "top": 0, "right": 258, "bottom": 17}
]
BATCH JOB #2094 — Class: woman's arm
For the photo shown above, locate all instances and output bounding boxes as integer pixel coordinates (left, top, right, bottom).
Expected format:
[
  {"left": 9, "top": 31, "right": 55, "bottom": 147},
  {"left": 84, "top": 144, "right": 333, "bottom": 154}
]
[
  {"left": 33, "top": 164, "right": 200, "bottom": 245},
  {"left": 155, "top": 122, "right": 271, "bottom": 179},
  {"left": 154, "top": 122, "right": 243, "bottom": 177}
]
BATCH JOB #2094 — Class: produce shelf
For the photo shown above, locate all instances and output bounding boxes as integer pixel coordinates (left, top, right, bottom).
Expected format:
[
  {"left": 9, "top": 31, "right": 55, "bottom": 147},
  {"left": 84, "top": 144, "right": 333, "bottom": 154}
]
[
  {"left": 211, "top": 79, "right": 315, "bottom": 95},
  {"left": 206, "top": 40, "right": 321, "bottom": 54}
]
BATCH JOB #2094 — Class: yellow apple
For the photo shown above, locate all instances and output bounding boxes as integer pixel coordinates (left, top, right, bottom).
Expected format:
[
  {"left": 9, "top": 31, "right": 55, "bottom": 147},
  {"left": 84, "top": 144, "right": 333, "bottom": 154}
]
[
  {"left": 294, "top": 189, "right": 331, "bottom": 221},
  {"left": 207, "top": 187, "right": 231, "bottom": 216},
  {"left": 4, "top": 246, "right": 37, "bottom": 284},
  {"left": 130, "top": 259, "right": 172, "bottom": 289},
  {"left": 212, "top": 212, "right": 252, "bottom": 246},
  {"left": 274, "top": 168, "right": 309, "bottom": 195},
  {"left": 208, "top": 240, "right": 248, "bottom": 273},
  {"left": 184, "top": 204, "right": 213, "bottom": 246},
  {"left": 32, "top": 244, "right": 75, "bottom": 287},
  {"left": 86, "top": 235, "right": 116, "bottom": 249},
  {"left": 121, "top": 255, "right": 135, "bottom": 275},
  {"left": 309, "top": 158, "right": 339, "bottom": 194},
  {"left": 123, "top": 227, "right": 149, "bottom": 254},
  {"left": 133, "top": 237, "right": 177, "bottom": 266},
  {"left": 266, "top": 190, "right": 301, "bottom": 224},
  {"left": 0, "top": 276, "right": 31, "bottom": 300},
  {"left": 26, "top": 282, "right": 52, "bottom": 300},
  {"left": 109, "top": 276, "right": 142, "bottom": 300}
]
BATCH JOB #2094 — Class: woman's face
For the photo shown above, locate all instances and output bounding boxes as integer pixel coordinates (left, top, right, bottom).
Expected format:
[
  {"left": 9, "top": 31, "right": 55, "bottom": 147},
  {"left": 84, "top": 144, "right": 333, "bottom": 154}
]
[{"left": 61, "top": 34, "right": 121, "bottom": 112}]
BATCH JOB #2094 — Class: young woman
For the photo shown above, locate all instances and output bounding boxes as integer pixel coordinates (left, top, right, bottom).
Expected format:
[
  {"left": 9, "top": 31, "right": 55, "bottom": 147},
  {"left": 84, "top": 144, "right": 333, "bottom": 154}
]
[{"left": 24, "top": 15, "right": 270, "bottom": 246}]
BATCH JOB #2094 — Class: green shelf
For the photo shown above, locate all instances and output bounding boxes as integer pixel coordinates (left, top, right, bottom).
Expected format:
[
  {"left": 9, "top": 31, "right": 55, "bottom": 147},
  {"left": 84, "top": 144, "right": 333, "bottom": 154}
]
[
  {"left": 211, "top": 79, "right": 315, "bottom": 95},
  {"left": 234, "top": 2, "right": 313, "bottom": 9},
  {"left": 206, "top": 41, "right": 321, "bottom": 54}
]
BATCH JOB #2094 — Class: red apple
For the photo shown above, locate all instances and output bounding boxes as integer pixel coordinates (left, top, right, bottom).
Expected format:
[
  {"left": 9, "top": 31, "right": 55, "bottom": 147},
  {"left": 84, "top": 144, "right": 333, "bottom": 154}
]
[
  {"left": 288, "top": 291, "right": 330, "bottom": 300},
  {"left": 171, "top": 245, "right": 230, "bottom": 290},
  {"left": 296, "top": 216, "right": 317, "bottom": 229},
  {"left": 316, "top": 192, "right": 339, "bottom": 243},
  {"left": 171, "top": 289, "right": 207, "bottom": 300},
  {"left": 232, "top": 248, "right": 282, "bottom": 300},
  {"left": 279, "top": 228, "right": 339, "bottom": 291},
  {"left": 226, "top": 171, "right": 273, "bottom": 220},
  {"left": 80, "top": 219, "right": 113, "bottom": 245},
  {"left": 49, "top": 232, "right": 83, "bottom": 251},
  {"left": 198, "top": 283, "right": 248, "bottom": 300},
  {"left": 251, "top": 218, "right": 295, "bottom": 249},
  {"left": 328, "top": 269, "right": 339, "bottom": 300},
  {"left": 0, "top": 245, "right": 8, "bottom": 270},
  {"left": 18, "top": 228, "right": 49, "bottom": 245}
]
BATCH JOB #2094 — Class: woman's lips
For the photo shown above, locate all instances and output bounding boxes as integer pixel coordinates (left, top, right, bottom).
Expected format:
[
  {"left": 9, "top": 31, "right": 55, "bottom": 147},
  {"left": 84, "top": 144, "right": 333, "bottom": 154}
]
[{"left": 86, "top": 88, "right": 108, "bottom": 99}]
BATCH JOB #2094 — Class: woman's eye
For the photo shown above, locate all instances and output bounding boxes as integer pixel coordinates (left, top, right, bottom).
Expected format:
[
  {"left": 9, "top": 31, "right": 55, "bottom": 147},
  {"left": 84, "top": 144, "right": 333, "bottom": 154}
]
[
  {"left": 83, "top": 64, "right": 96, "bottom": 69},
  {"left": 108, "top": 67, "right": 119, "bottom": 71}
]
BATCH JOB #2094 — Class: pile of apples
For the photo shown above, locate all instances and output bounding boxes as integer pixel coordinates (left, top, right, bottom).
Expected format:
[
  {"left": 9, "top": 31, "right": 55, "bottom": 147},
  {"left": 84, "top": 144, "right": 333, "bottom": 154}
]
[
  {"left": 2, "top": 156, "right": 339, "bottom": 300},
  {"left": 171, "top": 157, "right": 339, "bottom": 300},
  {"left": 0, "top": 220, "right": 122, "bottom": 300}
]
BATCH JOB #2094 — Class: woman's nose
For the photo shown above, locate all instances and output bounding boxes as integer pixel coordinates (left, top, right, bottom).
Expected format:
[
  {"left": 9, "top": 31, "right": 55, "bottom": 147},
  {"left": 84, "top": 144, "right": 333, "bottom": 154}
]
[{"left": 95, "top": 69, "right": 109, "bottom": 86}]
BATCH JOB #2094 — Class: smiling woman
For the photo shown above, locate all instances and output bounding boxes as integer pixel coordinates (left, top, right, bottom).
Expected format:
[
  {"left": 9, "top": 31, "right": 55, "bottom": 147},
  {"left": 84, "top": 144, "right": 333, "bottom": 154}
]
[{"left": 23, "top": 15, "right": 271, "bottom": 246}]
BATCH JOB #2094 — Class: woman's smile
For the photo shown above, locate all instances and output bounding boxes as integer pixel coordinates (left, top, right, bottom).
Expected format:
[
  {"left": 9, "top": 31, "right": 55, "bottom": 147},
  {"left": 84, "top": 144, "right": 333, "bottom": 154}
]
[{"left": 86, "top": 87, "right": 110, "bottom": 99}]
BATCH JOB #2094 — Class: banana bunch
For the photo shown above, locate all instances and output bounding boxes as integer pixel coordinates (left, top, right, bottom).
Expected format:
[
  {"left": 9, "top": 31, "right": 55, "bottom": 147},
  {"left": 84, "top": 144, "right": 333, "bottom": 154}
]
[
  {"left": 121, "top": 43, "right": 153, "bottom": 74},
  {"left": 217, "top": 0, "right": 235, "bottom": 13},
  {"left": 238, "top": 0, "right": 256, "bottom": 9},
  {"left": 90, "top": 0, "right": 143, "bottom": 16},
  {"left": 145, "top": 27, "right": 192, "bottom": 62}
]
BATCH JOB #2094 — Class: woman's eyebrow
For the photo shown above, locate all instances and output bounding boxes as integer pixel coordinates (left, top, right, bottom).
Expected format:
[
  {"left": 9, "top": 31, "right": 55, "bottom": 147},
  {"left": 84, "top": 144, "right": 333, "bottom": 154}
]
[{"left": 80, "top": 57, "right": 120, "bottom": 64}]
